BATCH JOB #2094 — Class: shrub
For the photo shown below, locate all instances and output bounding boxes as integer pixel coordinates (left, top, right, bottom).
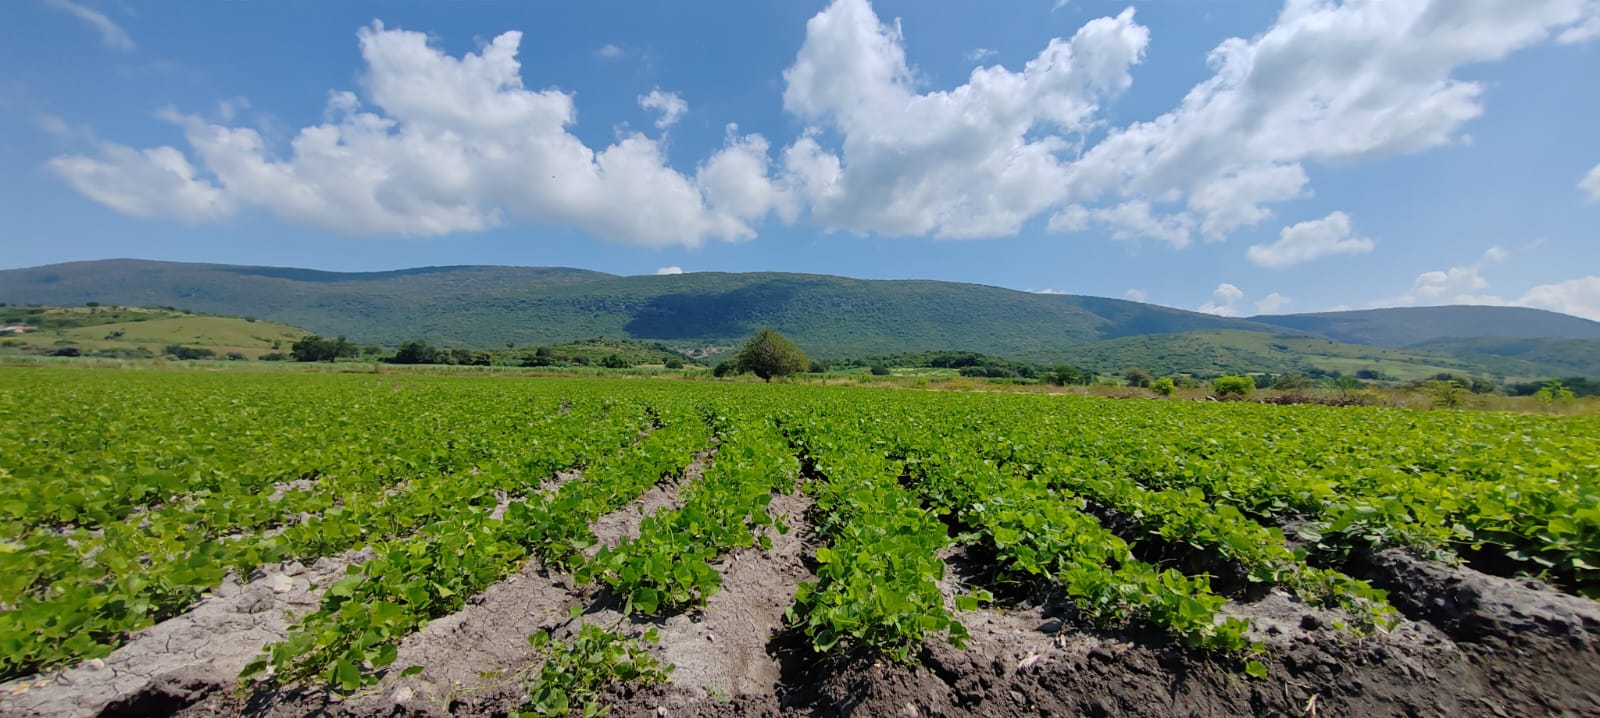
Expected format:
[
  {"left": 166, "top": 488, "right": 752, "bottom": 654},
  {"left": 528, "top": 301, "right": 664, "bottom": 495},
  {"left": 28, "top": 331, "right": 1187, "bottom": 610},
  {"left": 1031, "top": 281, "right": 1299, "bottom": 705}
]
[
  {"left": 1152, "top": 377, "right": 1175, "bottom": 396},
  {"left": 1212, "top": 375, "right": 1254, "bottom": 399},
  {"left": 1534, "top": 379, "right": 1575, "bottom": 404},
  {"left": 664, "top": 357, "right": 684, "bottom": 369}
]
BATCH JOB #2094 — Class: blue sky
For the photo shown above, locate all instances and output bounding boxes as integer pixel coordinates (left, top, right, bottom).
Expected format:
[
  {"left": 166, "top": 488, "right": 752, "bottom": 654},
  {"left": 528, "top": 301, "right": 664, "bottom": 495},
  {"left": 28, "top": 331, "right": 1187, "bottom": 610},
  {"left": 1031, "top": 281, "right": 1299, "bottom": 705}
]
[{"left": 3, "top": 0, "right": 1599, "bottom": 319}]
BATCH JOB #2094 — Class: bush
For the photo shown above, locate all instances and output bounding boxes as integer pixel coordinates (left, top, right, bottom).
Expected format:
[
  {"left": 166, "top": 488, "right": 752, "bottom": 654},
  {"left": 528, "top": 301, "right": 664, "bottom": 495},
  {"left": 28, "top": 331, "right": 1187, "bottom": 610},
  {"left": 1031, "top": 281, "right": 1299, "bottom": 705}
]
[
  {"left": 601, "top": 354, "right": 629, "bottom": 369},
  {"left": 664, "top": 357, "right": 684, "bottom": 369},
  {"left": 1212, "top": 375, "right": 1254, "bottom": 399},
  {"left": 1426, "top": 380, "right": 1467, "bottom": 409},
  {"left": 713, "top": 361, "right": 737, "bottom": 378},
  {"left": 164, "top": 344, "right": 216, "bottom": 361},
  {"left": 291, "top": 335, "right": 357, "bottom": 362},
  {"left": 1152, "top": 377, "right": 1176, "bottom": 396},
  {"left": 1124, "top": 368, "right": 1154, "bottom": 389},
  {"left": 259, "top": 352, "right": 289, "bottom": 361},
  {"left": 391, "top": 340, "right": 445, "bottom": 365},
  {"left": 869, "top": 364, "right": 891, "bottom": 376},
  {"left": 226, "top": 352, "right": 248, "bottom": 361},
  {"left": 1534, "top": 379, "right": 1575, "bottom": 404}
]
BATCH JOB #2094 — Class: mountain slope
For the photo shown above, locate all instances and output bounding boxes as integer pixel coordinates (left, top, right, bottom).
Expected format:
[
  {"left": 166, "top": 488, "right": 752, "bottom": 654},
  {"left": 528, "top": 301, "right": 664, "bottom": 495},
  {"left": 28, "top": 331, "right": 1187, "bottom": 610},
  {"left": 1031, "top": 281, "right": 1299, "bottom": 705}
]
[
  {"left": 1, "top": 259, "right": 1595, "bottom": 379},
  {"left": 1250, "top": 306, "right": 1600, "bottom": 347},
  {"left": 0, "top": 260, "right": 1282, "bottom": 357}
]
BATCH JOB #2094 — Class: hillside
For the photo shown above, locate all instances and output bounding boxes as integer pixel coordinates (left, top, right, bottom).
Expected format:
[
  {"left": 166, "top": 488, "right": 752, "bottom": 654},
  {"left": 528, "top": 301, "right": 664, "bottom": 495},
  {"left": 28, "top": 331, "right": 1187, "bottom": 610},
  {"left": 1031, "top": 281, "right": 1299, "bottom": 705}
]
[
  {"left": 0, "top": 305, "right": 308, "bottom": 359},
  {"left": 1250, "top": 306, "right": 1600, "bottom": 347},
  {"left": 0, "top": 260, "right": 1282, "bottom": 357},
  {"left": 1048, "top": 330, "right": 1544, "bottom": 381},
  {"left": 2, "top": 259, "right": 1597, "bottom": 378}
]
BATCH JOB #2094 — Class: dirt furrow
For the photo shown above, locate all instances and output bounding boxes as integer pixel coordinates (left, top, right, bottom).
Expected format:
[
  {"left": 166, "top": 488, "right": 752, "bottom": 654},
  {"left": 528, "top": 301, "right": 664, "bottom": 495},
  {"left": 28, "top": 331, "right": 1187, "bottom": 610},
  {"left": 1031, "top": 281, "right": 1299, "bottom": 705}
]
[
  {"left": 586, "top": 447, "right": 714, "bottom": 554},
  {"left": 324, "top": 460, "right": 705, "bottom": 717},
  {"left": 651, "top": 490, "right": 814, "bottom": 700},
  {"left": 0, "top": 549, "right": 373, "bottom": 718}
]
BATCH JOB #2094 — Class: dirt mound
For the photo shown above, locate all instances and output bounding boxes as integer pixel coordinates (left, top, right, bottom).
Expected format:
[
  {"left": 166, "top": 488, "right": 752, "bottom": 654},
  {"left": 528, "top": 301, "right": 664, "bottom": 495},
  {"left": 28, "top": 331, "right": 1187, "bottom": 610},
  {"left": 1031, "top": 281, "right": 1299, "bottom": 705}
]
[
  {"left": 0, "top": 549, "right": 371, "bottom": 718},
  {"left": 11, "top": 506, "right": 1600, "bottom": 718}
]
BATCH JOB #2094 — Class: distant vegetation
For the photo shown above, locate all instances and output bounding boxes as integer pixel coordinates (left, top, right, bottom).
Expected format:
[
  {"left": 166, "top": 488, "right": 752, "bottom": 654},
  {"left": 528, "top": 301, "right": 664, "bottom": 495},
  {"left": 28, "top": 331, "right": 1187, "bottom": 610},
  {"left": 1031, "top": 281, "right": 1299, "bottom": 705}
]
[
  {"left": 0, "top": 304, "right": 306, "bottom": 360},
  {"left": 11, "top": 260, "right": 1594, "bottom": 378},
  {"left": 3, "top": 259, "right": 1599, "bottom": 385}
]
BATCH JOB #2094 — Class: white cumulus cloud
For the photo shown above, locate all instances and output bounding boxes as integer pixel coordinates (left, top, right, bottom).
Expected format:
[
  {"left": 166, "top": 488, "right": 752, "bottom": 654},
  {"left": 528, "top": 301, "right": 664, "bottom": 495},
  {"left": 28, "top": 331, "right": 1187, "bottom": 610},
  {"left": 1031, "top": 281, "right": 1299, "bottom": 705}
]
[
  {"left": 48, "top": 143, "right": 232, "bottom": 222},
  {"left": 1246, "top": 211, "right": 1374, "bottom": 268},
  {"left": 655, "top": 265, "right": 684, "bottom": 275},
  {"left": 1255, "top": 291, "right": 1292, "bottom": 314},
  {"left": 47, "top": 22, "right": 771, "bottom": 247},
  {"left": 44, "top": 0, "right": 133, "bottom": 51},
  {"left": 595, "top": 43, "right": 625, "bottom": 60},
  {"left": 1518, "top": 276, "right": 1600, "bottom": 321},
  {"left": 1124, "top": 288, "right": 1147, "bottom": 302},
  {"left": 1380, "top": 246, "right": 1506, "bottom": 306},
  {"left": 1063, "top": 0, "right": 1600, "bottom": 241},
  {"left": 1049, "top": 200, "right": 1194, "bottom": 247},
  {"left": 779, "top": 0, "right": 1149, "bottom": 239},
  {"left": 1198, "top": 283, "right": 1245, "bottom": 316},
  {"left": 1581, "top": 161, "right": 1600, "bottom": 202},
  {"left": 638, "top": 89, "right": 687, "bottom": 129},
  {"left": 1365, "top": 245, "right": 1600, "bottom": 320}
]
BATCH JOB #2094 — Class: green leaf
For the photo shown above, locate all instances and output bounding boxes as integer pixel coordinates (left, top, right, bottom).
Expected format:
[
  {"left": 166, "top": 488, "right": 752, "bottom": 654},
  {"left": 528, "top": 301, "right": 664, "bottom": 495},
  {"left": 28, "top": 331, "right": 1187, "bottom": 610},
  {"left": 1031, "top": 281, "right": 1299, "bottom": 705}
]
[
  {"left": 630, "top": 587, "right": 660, "bottom": 615},
  {"left": 1244, "top": 660, "right": 1269, "bottom": 679}
]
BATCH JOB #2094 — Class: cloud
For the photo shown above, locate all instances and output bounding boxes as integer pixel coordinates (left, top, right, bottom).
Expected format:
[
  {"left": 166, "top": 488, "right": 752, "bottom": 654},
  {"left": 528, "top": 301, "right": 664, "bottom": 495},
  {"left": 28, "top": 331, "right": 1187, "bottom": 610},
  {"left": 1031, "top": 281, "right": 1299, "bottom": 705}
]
[
  {"left": 1246, "top": 211, "right": 1375, "bottom": 268},
  {"left": 48, "top": 143, "right": 233, "bottom": 222},
  {"left": 1063, "top": 0, "right": 1600, "bottom": 241},
  {"left": 778, "top": 0, "right": 1149, "bottom": 239},
  {"left": 655, "top": 265, "right": 684, "bottom": 275},
  {"left": 595, "top": 43, "right": 625, "bottom": 60},
  {"left": 1380, "top": 246, "right": 1506, "bottom": 306},
  {"left": 1255, "top": 291, "right": 1291, "bottom": 314},
  {"left": 48, "top": 22, "right": 771, "bottom": 247},
  {"left": 35, "top": 112, "right": 72, "bottom": 137},
  {"left": 44, "top": 0, "right": 133, "bottom": 51},
  {"left": 965, "top": 47, "right": 997, "bottom": 63},
  {"left": 1049, "top": 200, "right": 1194, "bottom": 247},
  {"left": 1365, "top": 244, "right": 1600, "bottom": 319},
  {"left": 1581, "top": 161, "right": 1600, "bottom": 202},
  {"left": 697, "top": 125, "right": 799, "bottom": 223},
  {"left": 638, "top": 89, "right": 687, "bottom": 129},
  {"left": 1198, "top": 282, "right": 1244, "bottom": 316},
  {"left": 1033, "top": 288, "right": 1070, "bottom": 295},
  {"left": 1123, "top": 288, "right": 1147, "bottom": 302},
  {"left": 1518, "top": 276, "right": 1600, "bottom": 321}
]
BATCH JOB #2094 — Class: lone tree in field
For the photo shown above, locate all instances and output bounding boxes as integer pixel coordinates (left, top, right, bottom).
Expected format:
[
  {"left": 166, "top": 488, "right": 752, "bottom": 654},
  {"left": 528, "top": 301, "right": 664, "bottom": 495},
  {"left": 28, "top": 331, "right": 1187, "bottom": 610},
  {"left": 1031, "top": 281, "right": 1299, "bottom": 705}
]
[{"left": 735, "top": 328, "right": 810, "bottom": 382}]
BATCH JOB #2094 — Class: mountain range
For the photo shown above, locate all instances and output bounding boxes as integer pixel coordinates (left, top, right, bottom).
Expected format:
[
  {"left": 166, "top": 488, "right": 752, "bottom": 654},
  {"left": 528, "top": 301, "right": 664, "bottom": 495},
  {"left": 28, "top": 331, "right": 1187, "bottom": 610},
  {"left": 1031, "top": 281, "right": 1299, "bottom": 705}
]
[{"left": 3, "top": 259, "right": 1598, "bottom": 379}]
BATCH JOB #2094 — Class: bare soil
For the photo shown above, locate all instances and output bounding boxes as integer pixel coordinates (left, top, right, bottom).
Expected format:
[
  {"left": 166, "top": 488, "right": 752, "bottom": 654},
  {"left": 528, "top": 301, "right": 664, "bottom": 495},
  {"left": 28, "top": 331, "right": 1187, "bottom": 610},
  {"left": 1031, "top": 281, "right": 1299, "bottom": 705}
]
[
  {"left": 0, "top": 549, "right": 372, "bottom": 718},
  {"left": 8, "top": 494, "right": 1599, "bottom": 718}
]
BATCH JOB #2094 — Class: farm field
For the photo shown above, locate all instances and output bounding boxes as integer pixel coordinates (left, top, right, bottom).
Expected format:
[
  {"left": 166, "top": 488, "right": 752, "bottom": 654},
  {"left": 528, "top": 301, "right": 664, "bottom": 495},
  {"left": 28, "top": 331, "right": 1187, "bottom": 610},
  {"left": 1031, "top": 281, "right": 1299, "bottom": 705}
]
[{"left": 1, "top": 367, "right": 1597, "bottom": 717}]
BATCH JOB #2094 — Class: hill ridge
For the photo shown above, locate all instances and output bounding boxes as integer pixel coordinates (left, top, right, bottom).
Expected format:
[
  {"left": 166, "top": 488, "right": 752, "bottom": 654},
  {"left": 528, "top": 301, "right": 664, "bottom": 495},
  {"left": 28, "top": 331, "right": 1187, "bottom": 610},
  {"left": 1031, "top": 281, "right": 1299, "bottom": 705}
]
[{"left": 2, "top": 259, "right": 1597, "bottom": 378}]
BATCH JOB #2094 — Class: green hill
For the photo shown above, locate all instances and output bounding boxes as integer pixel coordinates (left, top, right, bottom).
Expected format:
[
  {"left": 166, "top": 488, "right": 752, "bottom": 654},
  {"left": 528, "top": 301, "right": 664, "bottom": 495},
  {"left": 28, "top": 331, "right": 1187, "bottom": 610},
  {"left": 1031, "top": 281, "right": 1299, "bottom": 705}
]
[
  {"left": 2, "top": 259, "right": 1597, "bottom": 379},
  {"left": 1250, "top": 306, "right": 1600, "bottom": 347},
  {"left": 1050, "top": 330, "right": 1547, "bottom": 381},
  {"left": 0, "top": 259, "right": 1281, "bottom": 357},
  {"left": 0, "top": 305, "right": 308, "bottom": 359}
]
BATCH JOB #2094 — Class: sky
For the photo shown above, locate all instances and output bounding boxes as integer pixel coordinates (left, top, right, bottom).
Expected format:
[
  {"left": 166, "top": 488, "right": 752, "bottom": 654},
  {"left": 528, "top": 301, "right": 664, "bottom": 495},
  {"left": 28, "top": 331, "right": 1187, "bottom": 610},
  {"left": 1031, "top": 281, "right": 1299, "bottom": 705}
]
[{"left": 2, "top": 0, "right": 1599, "bottom": 320}]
